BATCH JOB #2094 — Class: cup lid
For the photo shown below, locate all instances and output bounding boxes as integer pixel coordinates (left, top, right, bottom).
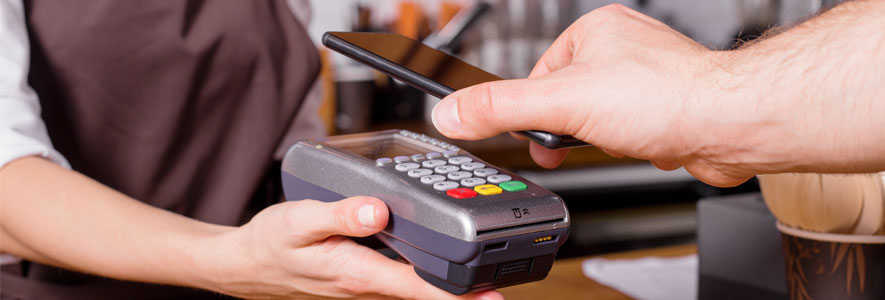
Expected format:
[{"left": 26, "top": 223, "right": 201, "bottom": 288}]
[{"left": 777, "top": 222, "right": 885, "bottom": 244}]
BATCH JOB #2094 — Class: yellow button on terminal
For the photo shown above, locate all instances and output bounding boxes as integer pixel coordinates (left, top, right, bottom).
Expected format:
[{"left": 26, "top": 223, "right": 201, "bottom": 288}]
[{"left": 474, "top": 184, "right": 503, "bottom": 195}]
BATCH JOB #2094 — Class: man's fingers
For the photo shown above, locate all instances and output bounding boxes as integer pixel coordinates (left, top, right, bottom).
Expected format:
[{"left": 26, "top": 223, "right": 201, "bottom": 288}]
[
  {"left": 284, "top": 197, "right": 389, "bottom": 244},
  {"left": 508, "top": 131, "right": 528, "bottom": 141},
  {"left": 432, "top": 75, "right": 574, "bottom": 141},
  {"left": 650, "top": 160, "right": 681, "bottom": 171},
  {"left": 529, "top": 142, "right": 570, "bottom": 168},
  {"left": 682, "top": 161, "right": 753, "bottom": 188},
  {"left": 598, "top": 147, "right": 625, "bottom": 159}
]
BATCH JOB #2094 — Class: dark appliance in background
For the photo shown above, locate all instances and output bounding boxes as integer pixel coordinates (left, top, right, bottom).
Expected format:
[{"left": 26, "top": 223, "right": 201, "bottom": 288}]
[{"left": 697, "top": 193, "right": 787, "bottom": 299}]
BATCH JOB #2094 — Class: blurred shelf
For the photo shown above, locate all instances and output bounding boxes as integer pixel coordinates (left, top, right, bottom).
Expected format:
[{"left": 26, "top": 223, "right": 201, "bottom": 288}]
[{"left": 519, "top": 163, "right": 697, "bottom": 192}]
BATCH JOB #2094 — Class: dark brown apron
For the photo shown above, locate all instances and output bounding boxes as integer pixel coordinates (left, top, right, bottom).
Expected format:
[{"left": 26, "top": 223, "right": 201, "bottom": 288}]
[{"left": 1, "top": 0, "right": 319, "bottom": 298}]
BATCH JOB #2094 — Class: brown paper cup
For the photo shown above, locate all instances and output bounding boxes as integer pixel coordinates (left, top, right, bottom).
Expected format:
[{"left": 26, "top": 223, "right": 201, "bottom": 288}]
[{"left": 777, "top": 222, "right": 885, "bottom": 300}]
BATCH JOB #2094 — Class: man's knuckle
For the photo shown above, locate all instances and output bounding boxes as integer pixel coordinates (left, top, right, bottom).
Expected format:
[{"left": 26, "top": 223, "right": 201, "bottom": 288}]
[
  {"left": 281, "top": 201, "right": 309, "bottom": 226},
  {"left": 581, "top": 4, "right": 633, "bottom": 29},
  {"left": 464, "top": 83, "right": 497, "bottom": 122},
  {"left": 480, "top": 84, "right": 498, "bottom": 113},
  {"left": 599, "top": 3, "right": 630, "bottom": 14},
  {"left": 331, "top": 204, "right": 351, "bottom": 232},
  {"left": 335, "top": 270, "right": 371, "bottom": 295}
]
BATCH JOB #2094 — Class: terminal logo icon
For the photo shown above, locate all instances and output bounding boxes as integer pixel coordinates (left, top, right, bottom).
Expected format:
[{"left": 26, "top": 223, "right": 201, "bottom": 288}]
[{"left": 512, "top": 208, "right": 530, "bottom": 218}]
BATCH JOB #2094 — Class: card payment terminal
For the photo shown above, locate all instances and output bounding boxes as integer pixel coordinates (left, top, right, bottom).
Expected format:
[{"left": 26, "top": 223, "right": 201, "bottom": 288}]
[{"left": 281, "top": 130, "right": 570, "bottom": 294}]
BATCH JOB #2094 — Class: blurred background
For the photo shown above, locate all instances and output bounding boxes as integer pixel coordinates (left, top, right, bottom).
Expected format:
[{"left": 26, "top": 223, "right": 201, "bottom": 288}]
[{"left": 304, "top": 0, "right": 833, "bottom": 258}]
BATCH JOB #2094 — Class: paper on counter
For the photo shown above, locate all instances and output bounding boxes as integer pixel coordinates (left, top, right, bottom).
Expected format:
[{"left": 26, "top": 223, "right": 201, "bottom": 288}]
[{"left": 582, "top": 254, "right": 697, "bottom": 300}]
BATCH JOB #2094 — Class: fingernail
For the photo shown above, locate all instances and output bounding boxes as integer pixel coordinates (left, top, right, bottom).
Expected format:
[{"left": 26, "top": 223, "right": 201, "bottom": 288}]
[
  {"left": 432, "top": 98, "right": 461, "bottom": 134},
  {"left": 358, "top": 204, "right": 376, "bottom": 228}
]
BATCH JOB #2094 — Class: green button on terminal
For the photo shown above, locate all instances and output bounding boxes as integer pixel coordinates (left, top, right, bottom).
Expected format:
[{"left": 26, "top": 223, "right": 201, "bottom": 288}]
[{"left": 499, "top": 181, "right": 527, "bottom": 192}]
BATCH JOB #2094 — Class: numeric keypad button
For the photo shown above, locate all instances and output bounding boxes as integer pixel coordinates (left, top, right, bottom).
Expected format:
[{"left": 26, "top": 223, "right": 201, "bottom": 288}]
[
  {"left": 460, "top": 178, "right": 487, "bottom": 187},
  {"left": 434, "top": 165, "right": 460, "bottom": 174},
  {"left": 407, "top": 168, "right": 433, "bottom": 178},
  {"left": 420, "top": 175, "right": 446, "bottom": 184},
  {"left": 447, "top": 171, "right": 472, "bottom": 181},
  {"left": 473, "top": 168, "right": 499, "bottom": 177},
  {"left": 487, "top": 174, "right": 512, "bottom": 184},
  {"left": 447, "top": 156, "right": 473, "bottom": 165},
  {"left": 394, "top": 163, "right": 420, "bottom": 172},
  {"left": 376, "top": 158, "right": 393, "bottom": 166},
  {"left": 433, "top": 181, "right": 459, "bottom": 191},
  {"left": 460, "top": 162, "right": 485, "bottom": 171},
  {"left": 422, "top": 159, "right": 447, "bottom": 168}
]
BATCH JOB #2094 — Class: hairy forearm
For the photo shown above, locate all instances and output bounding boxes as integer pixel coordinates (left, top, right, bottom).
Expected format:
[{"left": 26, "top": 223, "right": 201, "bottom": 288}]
[
  {"left": 709, "top": 0, "right": 885, "bottom": 174},
  {"left": 0, "top": 156, "right": 231, "bottom": 288}
]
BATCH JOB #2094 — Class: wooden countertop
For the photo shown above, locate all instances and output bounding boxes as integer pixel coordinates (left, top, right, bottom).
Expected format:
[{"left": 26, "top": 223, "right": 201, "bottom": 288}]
[{"left": 498, "top": 244, "right": 698, "bottom": 300}]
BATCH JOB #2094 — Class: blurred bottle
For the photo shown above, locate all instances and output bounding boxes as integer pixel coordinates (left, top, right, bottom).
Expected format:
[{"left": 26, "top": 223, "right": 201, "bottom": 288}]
[
  {"left": 475, "top": 0, "right": 570, "bottom": 79},
  {"left": 332, "top": 2, "right": 378, "bottom": 134}
]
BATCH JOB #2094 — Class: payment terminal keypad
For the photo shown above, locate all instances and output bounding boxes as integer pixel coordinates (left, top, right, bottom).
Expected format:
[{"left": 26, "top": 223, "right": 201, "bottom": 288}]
[{"left": 385, "top": 130, "right": 530, "bottom": 200}]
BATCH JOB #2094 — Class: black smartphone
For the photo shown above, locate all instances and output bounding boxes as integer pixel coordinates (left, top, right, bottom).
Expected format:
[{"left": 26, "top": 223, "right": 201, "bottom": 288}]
[{"left": 322, "top": 31, "right": 589, "bottom": 149}]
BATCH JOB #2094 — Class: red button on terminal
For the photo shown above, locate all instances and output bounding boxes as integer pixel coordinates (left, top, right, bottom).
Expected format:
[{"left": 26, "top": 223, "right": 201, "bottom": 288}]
[{"left": 447, "top": 188, "right": 477, "bottom": 199}]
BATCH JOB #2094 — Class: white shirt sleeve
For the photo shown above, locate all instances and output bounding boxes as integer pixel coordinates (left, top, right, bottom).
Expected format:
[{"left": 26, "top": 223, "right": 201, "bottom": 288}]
[{"left": 0, "top": 0, "right": 70, "bottom": 169}]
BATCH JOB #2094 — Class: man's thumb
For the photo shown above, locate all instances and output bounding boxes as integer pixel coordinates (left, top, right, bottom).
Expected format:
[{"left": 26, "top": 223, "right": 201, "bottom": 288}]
[{"left": 432, "top": 78, "right": 563, "bottom": 140}]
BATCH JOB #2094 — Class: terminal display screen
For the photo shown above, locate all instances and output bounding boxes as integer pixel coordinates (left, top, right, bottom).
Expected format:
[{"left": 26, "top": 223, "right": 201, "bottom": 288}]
[{"left": 322, "top": 133, "right": 438, "bottom": 160}]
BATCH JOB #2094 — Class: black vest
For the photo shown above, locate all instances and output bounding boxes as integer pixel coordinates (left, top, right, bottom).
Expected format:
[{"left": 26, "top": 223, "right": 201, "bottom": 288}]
[{"left": 1, "top": 1, "right": 319, "bottom": 298}]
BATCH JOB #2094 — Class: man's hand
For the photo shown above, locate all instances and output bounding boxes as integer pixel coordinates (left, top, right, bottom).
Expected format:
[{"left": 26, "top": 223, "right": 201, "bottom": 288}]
[
  {"left": 200, "top": 197, "right": 503, "bottom": 300},
  {"left": 432, "top": 3, "right": 885, "bottom": 187},
  {"left": 432, "top": 4, "right": 745, "bottom": 186}
]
